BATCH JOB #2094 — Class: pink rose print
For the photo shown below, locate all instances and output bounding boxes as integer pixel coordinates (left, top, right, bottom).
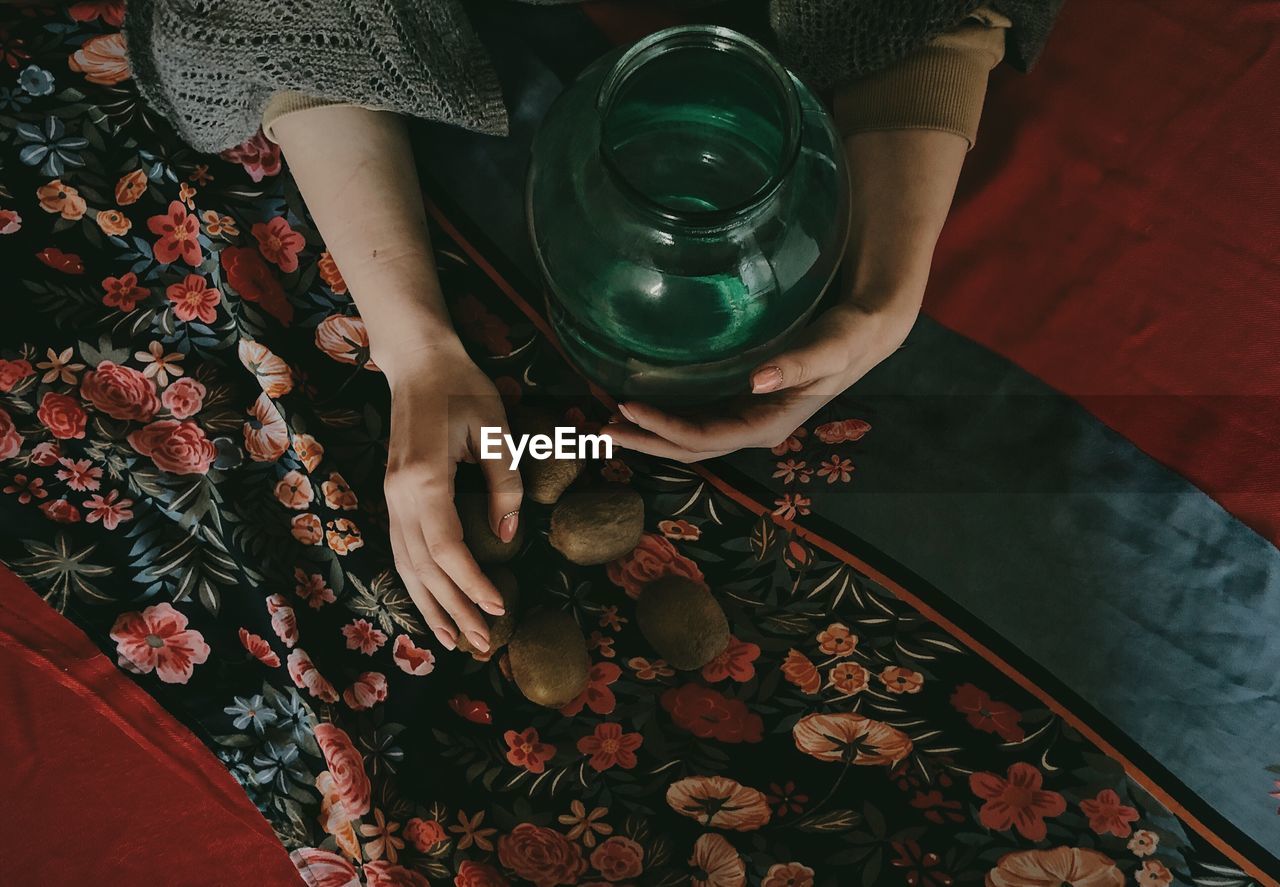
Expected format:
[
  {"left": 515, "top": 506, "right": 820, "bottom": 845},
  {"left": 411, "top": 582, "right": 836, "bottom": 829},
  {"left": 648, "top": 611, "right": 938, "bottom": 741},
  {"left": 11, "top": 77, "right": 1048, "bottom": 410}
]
[{"left": 109, "top": 602, "right": 210, "bottom": 684}]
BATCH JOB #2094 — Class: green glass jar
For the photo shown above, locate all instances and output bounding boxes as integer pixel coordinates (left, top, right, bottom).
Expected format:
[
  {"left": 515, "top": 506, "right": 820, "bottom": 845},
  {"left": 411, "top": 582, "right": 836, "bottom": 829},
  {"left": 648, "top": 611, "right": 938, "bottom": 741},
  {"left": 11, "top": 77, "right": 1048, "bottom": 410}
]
[{"left": 527, "top": 25, "right": 849, "bottom": 402}]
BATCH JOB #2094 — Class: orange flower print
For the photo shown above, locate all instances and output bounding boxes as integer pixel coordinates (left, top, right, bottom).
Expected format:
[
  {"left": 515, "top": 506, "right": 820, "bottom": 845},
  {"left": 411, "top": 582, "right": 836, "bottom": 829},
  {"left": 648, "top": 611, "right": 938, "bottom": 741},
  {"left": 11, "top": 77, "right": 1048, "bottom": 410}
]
[
  {"left": 828, "top": 662, "right": 869, "bottom": 695},
  {"left": 984, "top": 847, "right": 1122, "bottom": 887},
  {"left": 504, "top": 727, "right": 556, "bottom": 773},
  {"left": 628, "top": 656, "right": 674, "bottom": 680},
  {"left": 772, "top": 458, "right": 811, "bottom": 484},
  {"left": 969, "top": 763, "right": 1066, "bottom": 841},
  {"left": 770, "top": 426, "right": 806, "bottom": 456},
  {"left": 201, "top": 210, "right": 238, "bottom": 237},
  {"left": 102, "top": 272, "right": 147, "bottom": 311},
  {"left": 148, "top": 200, "right": 202, "bottom": 266},
  {"left": 404, "top": 817, "right": 446, "bottom": 853},
  {"left": 590, "top": 836, "right": 644, "bottom": 883},
  {"left": 293, "top": 568, "right": 336, "bottom": 609},
  {"left": 814, "top": 418, "right": 870, "bottom": 444},
  {"left": 1078, "top": 789, "right": 1138, "bottom": 838},
  {"left": 252, "top": 216, "right": 305, "bottom": 273},
  {"left": 880, "top": 666, "right": 924, "bottom": 694},
  {"left": 315, "top": 314, "right": 379, "bottom": 370},
  {"left": 559, "top": 661, "right": 622, "bottom": 716},
  {"left": 326, "top": 518, "right": 363, "bottom": 555},
  {"left": 274, "top": 470, "right": 313, "bottom": 510},
  {"left": 761, "top": 862, "right": 814, "bottom": 887},
  {"left": 498, "top": 822, "right": 587, "bottom": 887},
  {"left": 291, "top": 432, "right": 325, "bottom": 472},
  {"left": 166, "top": 274, "right": 221, "bottom": 324},
  {"left": 189, "top": 164, "right": 213, "bottom": 186},
  {"left": 95, "top": 208, "right": 130, "bottom": 236},
  {"left": 793, "top": 712, "right": 913, "bottom": 767},
  {"left": 115, "top": 169, "right": 148, "bottom": 205},
  {"left": 68, "top": 32, "right": 129, "bottom": 85},
  {"left": 666, "top": 775, "right": 771, "bottom": 831},
  {"left": 658, "top": 518, "right": 700, "bottom": 541},
  {"left": 178, "top": 182, "right": 196, "bottom": 209},
  {"left": 238, "top": 627, "right": 280, "bottom": 667},
  {"left": 816, "top": 455, "right": 854, "bottom": 484},
  {"left": 318, "top": 251, "right": 347, "bottom": 293},
  {"left": 1126, "top": 829, "right": 1158, "bottom": 857},
  {"left": 1134, "top": 861, "right": 1172, "bottom": 887},
  {"left": 243, "top": 393, "right": 289, "bottom": 462},
  {"left": 816, "top": 622, "right": 857, "bottom": 656},
  {"left": 322, "top": 471, "right": 358, "bottom": 510},
  {"left": 37, "top": 179, "right": 86, "bottom": 219},
  {"left": 316, "top": 771, "right": 361, "bottom": 859},
  {"left": 781, "top": 649, "right": 821, "bottom": 694},
  {"left": 291, "top": 513, "right": 323, "bottom": 545},
  {"left": 342, "top": 671, "right": 388, "bottom": 710},
  {"left": 576, "top": 722, "right": 642, "bottom": 772},
  {"left": 342, "top": 619, "right": 388, "bottom": 655},
  {"left": 237, "top": 339, "right": 293, "bottom": 398},
  {"left": 109, "top": 602, "right": 210, "bottom": 684},
  {"left": 689, "top": 833, "right": 744, "bottom": 887},
  {"left": 701, "top": 635, "right": 760, "bottom": 683},
  {"left": 772, "top": 493, "right": 810, "bottom": 520}
]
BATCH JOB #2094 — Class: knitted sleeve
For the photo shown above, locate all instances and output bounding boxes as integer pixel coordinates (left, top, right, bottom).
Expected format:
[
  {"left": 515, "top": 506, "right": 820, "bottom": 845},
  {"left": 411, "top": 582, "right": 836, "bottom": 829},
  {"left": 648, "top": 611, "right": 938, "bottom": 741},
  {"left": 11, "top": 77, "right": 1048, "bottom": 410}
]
[{"left": 123, "top": 0, "right": 509, "bottom": 153}]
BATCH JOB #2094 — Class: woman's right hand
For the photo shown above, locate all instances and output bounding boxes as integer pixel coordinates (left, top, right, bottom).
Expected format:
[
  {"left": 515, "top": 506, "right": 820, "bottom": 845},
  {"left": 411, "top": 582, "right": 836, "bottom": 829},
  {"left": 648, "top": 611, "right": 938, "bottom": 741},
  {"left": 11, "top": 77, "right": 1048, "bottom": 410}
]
[{"left": 379, "top": 340, "right": 523, "bottom": 654}]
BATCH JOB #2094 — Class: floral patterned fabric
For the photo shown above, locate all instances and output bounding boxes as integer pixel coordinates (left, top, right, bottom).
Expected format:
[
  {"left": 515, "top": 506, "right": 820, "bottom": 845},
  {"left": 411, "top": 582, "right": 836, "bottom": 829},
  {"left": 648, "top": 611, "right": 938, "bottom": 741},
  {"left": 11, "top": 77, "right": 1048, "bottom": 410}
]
[{"left": 0, "top": 5, "right": 1264, "bottom": 887}]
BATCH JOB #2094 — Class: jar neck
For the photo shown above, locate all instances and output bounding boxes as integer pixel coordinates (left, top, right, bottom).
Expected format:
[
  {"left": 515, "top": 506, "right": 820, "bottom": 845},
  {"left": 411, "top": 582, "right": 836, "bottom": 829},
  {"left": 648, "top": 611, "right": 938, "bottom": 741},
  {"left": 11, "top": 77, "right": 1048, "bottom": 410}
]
[{"left": 595, "top": 26, "right": 802, "bottom": 229}]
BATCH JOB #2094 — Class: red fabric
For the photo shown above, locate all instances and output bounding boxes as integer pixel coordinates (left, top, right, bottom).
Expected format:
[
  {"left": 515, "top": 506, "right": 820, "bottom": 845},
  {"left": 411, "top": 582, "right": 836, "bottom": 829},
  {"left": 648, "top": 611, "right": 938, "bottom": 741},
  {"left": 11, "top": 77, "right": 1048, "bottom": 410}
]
[
  {"left": 0, "top": 566, "right": 303, "bottom": 886},
  {"left": 929, "top": 0, "right": 1280, "bottom": 544}
]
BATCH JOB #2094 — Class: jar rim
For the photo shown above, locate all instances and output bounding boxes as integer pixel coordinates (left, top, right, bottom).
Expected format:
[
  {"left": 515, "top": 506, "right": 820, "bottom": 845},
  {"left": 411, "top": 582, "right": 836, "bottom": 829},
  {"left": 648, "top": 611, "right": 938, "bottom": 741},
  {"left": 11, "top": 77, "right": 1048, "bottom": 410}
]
[{"left": 595, "top": 25, "right": 803, "bottom": 227}]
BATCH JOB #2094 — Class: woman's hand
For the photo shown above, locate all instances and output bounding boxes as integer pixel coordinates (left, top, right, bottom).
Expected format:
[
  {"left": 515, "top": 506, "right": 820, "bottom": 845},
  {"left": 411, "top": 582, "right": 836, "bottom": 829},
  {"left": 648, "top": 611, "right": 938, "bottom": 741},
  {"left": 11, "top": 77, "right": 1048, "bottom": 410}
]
[{"left": 380, "top": 342, "right": 521, "bottom": 653}]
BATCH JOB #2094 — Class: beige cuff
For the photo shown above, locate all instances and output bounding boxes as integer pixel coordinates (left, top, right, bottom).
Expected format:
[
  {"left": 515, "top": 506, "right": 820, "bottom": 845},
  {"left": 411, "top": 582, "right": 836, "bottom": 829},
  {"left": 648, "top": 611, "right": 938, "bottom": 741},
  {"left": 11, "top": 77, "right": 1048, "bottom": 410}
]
[
  {"left": 834, "top": 10, "right": 1009, "bottom": 148},
  {"left": 262, "top": 91, "right": 346, "bottom": 143}
]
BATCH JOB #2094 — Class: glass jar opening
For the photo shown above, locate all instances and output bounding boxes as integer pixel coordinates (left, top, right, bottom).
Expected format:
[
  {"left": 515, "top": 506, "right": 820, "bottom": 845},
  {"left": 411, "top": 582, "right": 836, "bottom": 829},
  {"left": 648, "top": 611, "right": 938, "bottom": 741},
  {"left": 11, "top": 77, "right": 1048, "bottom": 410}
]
[{"left": 597, "top": 26, "right": 802, "bottom": 224}]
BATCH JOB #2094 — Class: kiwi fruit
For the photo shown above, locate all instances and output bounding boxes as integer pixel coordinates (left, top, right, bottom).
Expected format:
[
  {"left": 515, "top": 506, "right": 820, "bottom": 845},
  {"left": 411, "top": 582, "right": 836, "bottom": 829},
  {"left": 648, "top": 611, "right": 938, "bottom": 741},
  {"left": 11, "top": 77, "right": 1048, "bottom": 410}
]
[
  {"left": 512, "top": 407, "right": 583, "bottom": 505},
  {"left": 456, "top": 567, "right": 521, "bottom": 655},
  {"left": 548, "top": 486, "right": 644, "bottom": 565},
  {"left": 507, "top": 609, "right": 590, "bottom": 707},
  {"left": 458, "top": 492, "right": 524, "bottom": 564},
  {"left": 636, "top": 576, "right": 729, "bottom": 670}
]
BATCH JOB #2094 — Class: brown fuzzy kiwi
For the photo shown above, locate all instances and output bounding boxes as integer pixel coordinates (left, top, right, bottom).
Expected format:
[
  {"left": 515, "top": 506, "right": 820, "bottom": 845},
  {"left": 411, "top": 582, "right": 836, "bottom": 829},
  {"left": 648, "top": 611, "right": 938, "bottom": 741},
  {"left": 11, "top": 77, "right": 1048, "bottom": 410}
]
[
  {"left": 512, "top": 408, "right": 583, "bottom": 505},
  {"left": 458, "top": 493, "right": 524, "bottom": 564},
  {"left": 508, "top": 609, "right": 590, "bottom": 707},
  {"left": 635, "top": 576, "right": 730, "bottom": 670},
  {"left": 548, "top": 486, "right": 644, "bottom": 565},
  {"left": 456, "top": 567, "right": 521, "bottom": 655}
]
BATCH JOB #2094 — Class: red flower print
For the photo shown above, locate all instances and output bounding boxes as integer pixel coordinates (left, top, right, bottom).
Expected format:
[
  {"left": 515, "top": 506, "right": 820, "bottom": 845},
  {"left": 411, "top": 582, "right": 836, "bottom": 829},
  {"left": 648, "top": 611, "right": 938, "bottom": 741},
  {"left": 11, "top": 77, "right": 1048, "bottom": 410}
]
[
  {"left": 0, "top": 208, "right": 21, "bottom": 234},
  {"left": 404, "top": 817, "right": 447, "bottom": 852},
  {"left": 576, "top": 722, "right": 643, "bottom": 771},
  {"left": 342, "top": 618, "right": 388, "bottom": 654},
  {"left": 220, "top": 130, "right": 281, "bottom": 182},
  {"left": 667, "top": 775, "right": 771, "bottom": 831},
  {"left": 770, "top": 426, "right": 806, "bottom": 456},
  {"left": 222, "top": 246, "right": 293, "bottom": 324},
  {"left": 761, "top": 862, "right": 814, "bottom": 887},
  {"left": 83, "top": 489, "right": 133, "bottom": 529},
  {"left": 147, "top": 201, "right": 201, "bottom": 266},
  {"left": 701, "top": 635, "right": 760, "bottom": 683},
  {"left": 949, "top": 683, "right": 1025, "bottom": 742},
  {"left": 161, "top": 377, "right": 205, "bottom": 419},
  {"left": 166, "top": 274, "right": 221, "bottom": 324},
  {"left": 449, "top": 694, "right": 492, "bottom": 724},
  {"left": 0, "top": 407, "right": 21, "bottom": 460},
  {"left": 292, "top": 567, "right": 334, "bottom": 608},
  {"left": 37, "top": 392, "right": 87, "bottom": 439},
  {"left": 321, "top": 471, "right": 357, "bottom": 510},
  {"left": 880, "top": 666, "right": 924, "bottom": 694},
  {"left": 109, "top": 602, "right": 210, "bottom": 684},
  {"left": 291, "top": 513, "right": 323, "bottom": 545},
  {"left": 238, "top": 627, "right": 280, "bottom": 667},
  {"left": 68, "top": 2, "right": 126, "bottom": 27},
  {"left": 317, "top": 251, "right": 347, "bottom": 294},
  {"left": 101, "top": 272, "right": 148, "bottom": 311},
  {"left": 343, "top": 671, "right": 388, "bottom": 710},
  {"left": 35, "top": 246, "right": 84, "bottom": 274},
  {"left": 267, "top": 594, "right": 298, "bottom": 647},
  {"left": 1079, "top": 788, "right": 1139, "bottom": 837},
  {"left": 365, "top": 861, "right": 429, "bottom": 887},
  {"left": 889, "top": 840, "right": 952, "bottom": 887},
  {"left": 0, "top": 358, "right": 33, "bottom": 391},
  {"left": 30, "top": 441, "right": 60, "bottom": 466},
  {"left": 454, "top": 859, "right": 510, "bottom": 887},
  {"left": 793, "top": 712, "right": 913, "bottom": 766},
  {"left": 605, "top": 533, "right": 705, "bottom": 599},
  {"left": 244, "top": 392, "right": 289, "bottom": 462},
  {"left": 969, "top": 762, "right": 1066, "bottom": 841},
  {"left": 658, "top": 518, "right": 700, "bottom": 541},
  {"left": 497, "top": 823, "right": 587, "bottom": 887},
  {"left": 662, "top": 683, "right": 763, "bottom": 743},
  {"left": 827, "top": 662, "right": 869, "bottom": 695},
  {"left": 392, "top": 635, "right": 436, "bottom": 676},
  {"left": 1135, "top": 860, "right": 1172, "bottom": 886},
  {"left": 816, "top": 455, "right": 854, "bottom": 484},
  {"left": 504, "top": 727, "right": 556, "bottom": 773},
  {"left": 781, "top": 649, "right": 821, "bottom": 694},
  {"left": 128, "top": 419, "right": 217, "bottom": 475},
  {"left": 814, "top": 418, "right": 870, "bottom": 444},
  {"left": 286, "top": 647, "right": 337, "bottom": 702},
  {"left": 80, "top": 360, "right": 160, "bottom": 421},
  {"left": 772, "top": 493, "right": 810, "bottom": 520},
  {"left": 909, "top": 789, "right": 964, "bottom": 825},
  {"left": 589, "top": 836, "right": 644, "bottom": 882},
  {"left": 313, "top": 722, "right": 372, "bottom": 818},
  {"left": 273, "top": 470, "right": 314, "bottom": 508},
  {"left": 559, "top": 661, "right": 622, "bottom": 716},
  {"left": 765, "top": 781, "right": 809, "bottom": 817},
  {"left": 985, "top": 847, "right": 1122, "bottom": 887},
  {"left": 252, "top": 216, "right": 305, "bottom": 273},
  {"left": 4, "top": 474, "right": 46, "bottom": 503},
  {"left": 55, "top": 457, "right": 102, "bottom": 491},
  {"left": 38, "top": 498, "right": 80, "bottom": 523}
]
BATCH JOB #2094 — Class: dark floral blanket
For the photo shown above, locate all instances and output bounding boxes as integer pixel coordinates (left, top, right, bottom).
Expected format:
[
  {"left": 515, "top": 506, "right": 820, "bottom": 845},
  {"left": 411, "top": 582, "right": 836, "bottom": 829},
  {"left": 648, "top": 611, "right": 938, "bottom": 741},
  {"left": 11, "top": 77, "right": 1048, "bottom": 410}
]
[{"left": 0, "top": 4, "right": 1264, "bottom": 887}]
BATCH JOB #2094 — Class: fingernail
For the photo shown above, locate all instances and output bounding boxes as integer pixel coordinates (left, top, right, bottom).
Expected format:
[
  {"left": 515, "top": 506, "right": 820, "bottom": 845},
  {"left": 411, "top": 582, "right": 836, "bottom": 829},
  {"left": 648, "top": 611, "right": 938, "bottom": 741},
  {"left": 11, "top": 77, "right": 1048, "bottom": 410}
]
[
  {"left": 618, "top": 402, "right": 637, "bottom": 424},
  {"left": 751, "top": 365, "right": 784, "bottom": 394},
  {"left": 480, "top": 600, "right": 506, "bottom": 617},
  {"left": 606, "top": 414, "right": 620, "bottom": 425},
  {"left": 498, "top": 510, "right": 519, "bottom": 543},
  {"left": 433, "top": 627, "right": 457, "bottom": 651},
  {"left": 468, "top": 630, "right": 490, "bottom": 653}
]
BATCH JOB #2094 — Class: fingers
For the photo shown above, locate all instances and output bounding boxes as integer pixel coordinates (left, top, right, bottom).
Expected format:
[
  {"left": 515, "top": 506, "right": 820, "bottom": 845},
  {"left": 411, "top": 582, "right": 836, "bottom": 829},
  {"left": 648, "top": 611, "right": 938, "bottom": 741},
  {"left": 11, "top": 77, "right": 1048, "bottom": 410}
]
[
  {"left": 400, "top": 511, "right": 495, "bottom": 652},
  {"left": 390, "top": 519, "right": 457, "bottom": 651},
  {"left": 616, "top": 402, "right": 756, "bottom": 454},
  {"left": 749, "top": 319, "right": 859, "bottom": 394},
  {"left": 476, "top": 419, "right": 523, "bottom": 542},
  {"left": 606, "top": 421, "right": 729, "bottom": 463}
]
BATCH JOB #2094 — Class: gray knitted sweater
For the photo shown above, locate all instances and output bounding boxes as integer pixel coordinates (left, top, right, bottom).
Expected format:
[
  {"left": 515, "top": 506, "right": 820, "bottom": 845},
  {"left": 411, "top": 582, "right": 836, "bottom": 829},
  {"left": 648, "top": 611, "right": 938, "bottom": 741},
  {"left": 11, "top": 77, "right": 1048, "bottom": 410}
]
[{"left": 124, "top": 0, "right": 1059, "bottom": 153}]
